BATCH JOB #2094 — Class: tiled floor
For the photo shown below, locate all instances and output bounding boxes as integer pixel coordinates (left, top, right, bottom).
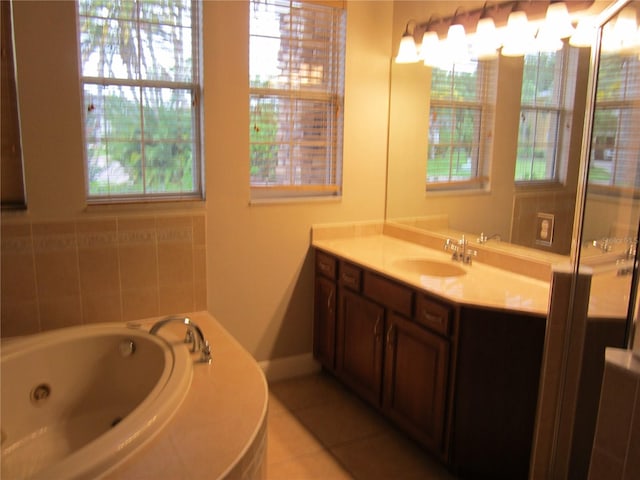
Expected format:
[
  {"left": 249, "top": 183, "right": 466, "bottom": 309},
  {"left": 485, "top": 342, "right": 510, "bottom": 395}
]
[{"left": 266, "top": 371, "right": 458, "bottom": 479}]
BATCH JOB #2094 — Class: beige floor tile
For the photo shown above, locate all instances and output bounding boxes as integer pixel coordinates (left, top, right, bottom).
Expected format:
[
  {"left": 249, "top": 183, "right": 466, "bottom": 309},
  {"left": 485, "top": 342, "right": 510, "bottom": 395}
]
[
  {"left": 330, "top": 430, "right": 456, "bottom": 480},
  {"left": 266, "top": 451, "right": 353, "bottom": 480},
  {"left": 267, "top": 372, "right": 459, "bottom": 479},
  {"left": 267, "top": 409, "right": 325, "bottom": 466},
  {"left": 292, "top": 392, "right": 389, "bottom": 447},
  {"left": 269, "top": 372, "right": 351, "bottom": 412}
]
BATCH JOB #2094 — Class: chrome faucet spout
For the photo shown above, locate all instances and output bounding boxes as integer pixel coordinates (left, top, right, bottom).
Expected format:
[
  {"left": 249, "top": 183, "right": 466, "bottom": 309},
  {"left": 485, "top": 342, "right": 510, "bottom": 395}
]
[{"left": 150, "top": 315, "right": 212, "bottom": 364}]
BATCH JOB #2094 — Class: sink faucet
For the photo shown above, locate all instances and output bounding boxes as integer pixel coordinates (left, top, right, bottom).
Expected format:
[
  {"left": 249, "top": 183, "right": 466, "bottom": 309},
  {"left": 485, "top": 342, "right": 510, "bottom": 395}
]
[
  {"left": 477, "top": 232, "right": 501, "bottom": 244},
  {"left": 150, "top": 315, "right": 212, "bottom": 364},
  {"left": 444, "top": 235, "right": 477, "bottom": 265}
]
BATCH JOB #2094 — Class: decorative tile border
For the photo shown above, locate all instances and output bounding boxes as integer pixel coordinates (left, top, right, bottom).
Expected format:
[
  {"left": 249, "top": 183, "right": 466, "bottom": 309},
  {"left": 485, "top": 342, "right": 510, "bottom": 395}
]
[{"left": 1, "top": 213, "right": 207, "bottom": 336}]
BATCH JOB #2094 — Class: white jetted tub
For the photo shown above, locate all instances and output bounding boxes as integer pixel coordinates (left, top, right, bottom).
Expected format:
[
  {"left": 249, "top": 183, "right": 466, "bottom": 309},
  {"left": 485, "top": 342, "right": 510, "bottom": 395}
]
[{"left": 0, "top": 323, "right": 193, "bottom": 480}]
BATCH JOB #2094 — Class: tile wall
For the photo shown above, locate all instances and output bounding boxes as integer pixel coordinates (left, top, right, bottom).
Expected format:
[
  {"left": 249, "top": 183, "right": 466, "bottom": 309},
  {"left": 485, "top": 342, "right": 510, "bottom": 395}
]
[
  {"left": 1, "top": 213, "right": 206, "bottom": 337},
  {"left": 589, "top": 349, "right": 640, "bottom": 480}
]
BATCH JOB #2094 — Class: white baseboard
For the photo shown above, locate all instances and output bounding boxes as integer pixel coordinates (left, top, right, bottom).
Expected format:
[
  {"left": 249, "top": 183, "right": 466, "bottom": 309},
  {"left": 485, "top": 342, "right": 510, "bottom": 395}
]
[{"left": 258, "top": 353, "right": 321, "bottom": 383}]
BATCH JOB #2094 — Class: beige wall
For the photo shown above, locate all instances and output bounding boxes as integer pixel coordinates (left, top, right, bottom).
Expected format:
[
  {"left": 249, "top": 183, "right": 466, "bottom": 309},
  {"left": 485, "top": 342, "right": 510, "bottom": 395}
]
[
  {"left": 203, "top": 1, "right": 392, "bottom": 362},
  {"left": 2, "top": 1, "right": 393, "bottom": 362}
]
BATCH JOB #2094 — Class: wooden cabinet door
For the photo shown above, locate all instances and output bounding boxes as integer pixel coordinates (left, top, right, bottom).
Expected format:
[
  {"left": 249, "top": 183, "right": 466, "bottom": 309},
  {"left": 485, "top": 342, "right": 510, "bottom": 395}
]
[
  {"left": 336, "top": 288, "right": 385, "bottom": 407},
  {"left": 383, "top": 312, "right": 449, "bottom": 455},
  {"left": 313, "top": 275, "right": 336, "bottom": 370}
]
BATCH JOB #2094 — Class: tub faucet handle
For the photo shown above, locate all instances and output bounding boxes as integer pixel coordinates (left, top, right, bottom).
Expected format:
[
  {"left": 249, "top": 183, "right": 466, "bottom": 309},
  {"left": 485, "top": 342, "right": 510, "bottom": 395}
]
[{"left": 150, "top": 315, "right": 212, "bottom": 364}]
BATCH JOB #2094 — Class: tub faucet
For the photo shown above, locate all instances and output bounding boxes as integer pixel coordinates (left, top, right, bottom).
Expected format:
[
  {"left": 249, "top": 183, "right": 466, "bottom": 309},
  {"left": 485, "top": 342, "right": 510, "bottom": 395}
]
[{"left": 150, "top": 315, "right": 212, "bottom": 364}]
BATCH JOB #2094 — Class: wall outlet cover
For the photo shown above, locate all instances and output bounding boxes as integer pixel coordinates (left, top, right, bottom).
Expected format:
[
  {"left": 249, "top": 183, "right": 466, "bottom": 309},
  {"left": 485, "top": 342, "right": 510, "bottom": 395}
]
[{"left": 536, "top": 213, "right": 554, "bottom": 246}]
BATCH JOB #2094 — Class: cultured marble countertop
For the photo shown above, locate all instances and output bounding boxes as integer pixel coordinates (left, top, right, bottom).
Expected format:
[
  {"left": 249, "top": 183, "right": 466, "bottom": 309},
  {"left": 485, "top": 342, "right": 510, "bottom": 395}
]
[
  {"left": 104, "top": 311, "right": 268, "bottom": 480},
  {"left": 313, "top": 234, "right": 631, "bottom": 319}
]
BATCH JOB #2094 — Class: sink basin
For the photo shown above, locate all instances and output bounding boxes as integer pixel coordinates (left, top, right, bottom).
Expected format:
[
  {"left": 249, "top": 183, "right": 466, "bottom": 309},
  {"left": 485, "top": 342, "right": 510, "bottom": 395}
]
[{"left": 393, "top": 258, "right": 467, "bottom": 277}]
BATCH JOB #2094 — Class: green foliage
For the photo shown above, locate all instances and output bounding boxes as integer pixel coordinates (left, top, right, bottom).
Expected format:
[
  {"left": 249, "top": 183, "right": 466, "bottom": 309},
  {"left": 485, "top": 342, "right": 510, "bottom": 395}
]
[
  {"left": 249, "top": 97, "right": 279, "bottom": 183},
  {"left": 87, "top": 91, "right": 194, "bottom": 195}
]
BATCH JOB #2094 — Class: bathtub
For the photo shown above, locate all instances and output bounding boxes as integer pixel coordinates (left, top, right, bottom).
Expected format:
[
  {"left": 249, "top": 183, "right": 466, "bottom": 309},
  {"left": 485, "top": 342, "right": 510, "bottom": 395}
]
[{"left": 0, "top": 323, "right": 193, "bottom": 480}]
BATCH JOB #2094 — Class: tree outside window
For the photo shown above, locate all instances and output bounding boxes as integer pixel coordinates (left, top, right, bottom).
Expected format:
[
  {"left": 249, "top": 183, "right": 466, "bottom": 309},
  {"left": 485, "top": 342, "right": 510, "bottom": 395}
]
[{"left": 78, "top": 0, "right": 202, "bottom": 201}]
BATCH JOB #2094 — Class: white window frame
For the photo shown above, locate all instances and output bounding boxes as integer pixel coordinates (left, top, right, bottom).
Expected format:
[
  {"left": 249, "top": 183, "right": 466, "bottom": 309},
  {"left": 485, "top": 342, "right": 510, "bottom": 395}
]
[
  {"left": 589, "top": 52, "right": 640, "bottom": 193},
  {"left": 249, "top": 0, "right": 346, "bottom": 200},
  {"left": 515, "top": 45, "right": 577, "bottom": 185},
  {"left": 77, "top": 0, "right": 203, "bottom": 203},
  {"left": 427, "top": 59, "right": 497, "bottom": 191}
]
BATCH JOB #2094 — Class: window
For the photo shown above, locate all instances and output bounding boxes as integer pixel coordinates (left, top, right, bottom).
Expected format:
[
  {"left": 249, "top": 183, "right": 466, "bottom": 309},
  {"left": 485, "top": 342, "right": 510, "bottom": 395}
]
[
  {"left": 589, "top": 52, "right": 640, "bottom": 190},
  {"left": 249, "top": 0, "right": 346, "bottom": 199},
  {"left": 515, "top": 46, "right": 577, "bottom": 183},
  {"left": 77, "top": 0, "right": 202, "bottom": 202},
  {"left": 428, "top": 59, "right": 497, "bottom": 190}
]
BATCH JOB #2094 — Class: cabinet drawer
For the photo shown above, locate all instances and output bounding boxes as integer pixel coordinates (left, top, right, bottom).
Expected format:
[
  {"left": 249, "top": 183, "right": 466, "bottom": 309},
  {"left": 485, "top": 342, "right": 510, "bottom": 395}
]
[
  {"left": 363, "top": 271, "right": 413, "bottom": 317},
  {"left": 316, "top": 251, "right": 336, "bottom": 280},
  {"left": 416, "top": 295, "right": 452, "bottom": 336},
  {"left": 339, "top": 262, "right": 362, "bottom": 291}
]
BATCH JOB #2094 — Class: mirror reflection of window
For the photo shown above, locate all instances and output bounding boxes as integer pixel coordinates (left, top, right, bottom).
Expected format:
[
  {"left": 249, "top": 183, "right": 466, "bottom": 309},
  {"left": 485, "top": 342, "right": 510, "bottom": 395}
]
[
  {"left": 427, "top": 58, "right": 497, "bottom": 190},
  {"left": 589, "top": 38, "right": 640, "bottom": 190},
  {"left": 516, "top": 45, "right": 578, "bottom": 183}
]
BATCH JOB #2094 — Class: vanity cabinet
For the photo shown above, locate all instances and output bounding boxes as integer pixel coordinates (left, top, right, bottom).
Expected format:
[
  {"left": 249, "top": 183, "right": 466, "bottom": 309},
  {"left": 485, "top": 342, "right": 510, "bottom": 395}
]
[
  {"left": 313, "top": 248, "right": 547, "bottom": 479},
  {"left": 336, "top": 287, "right": 385, "bottom": 405},
  {"left": 313, "top": 251, "right": 337, "bottom": 369},
  {"left": 383, "top": 311, "right": 450, "bottom": 456}
]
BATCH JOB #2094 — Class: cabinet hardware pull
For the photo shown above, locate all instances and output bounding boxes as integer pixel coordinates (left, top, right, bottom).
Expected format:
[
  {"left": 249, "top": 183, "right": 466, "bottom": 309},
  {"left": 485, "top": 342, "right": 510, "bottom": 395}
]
[
  {"left": 327, "top": 290, "right": 334, "bottom": 310},
  {"left": 387, "top": 325, "right": 395, "bottom": 347},
  {"left": 342, "top": 273, "right": 356, "bottom": 283},
  {"left": 373, "top": 315, "right": 382, "bottom": 337},
  {"left": 422, "top": 311, "right": 443, "bottom": 324}
]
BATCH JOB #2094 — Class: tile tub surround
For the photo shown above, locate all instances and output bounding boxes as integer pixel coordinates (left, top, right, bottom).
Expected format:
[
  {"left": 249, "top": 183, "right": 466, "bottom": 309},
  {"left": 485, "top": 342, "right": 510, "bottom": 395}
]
[
  {"left": 589, "top": 348, "right": 640, "bottom": 480},
  {"left": 104, "top": 311, "right": 268, "bottom": 480},
  {"left": 0, "top": 214, "right": 207, "bottom": 337}
]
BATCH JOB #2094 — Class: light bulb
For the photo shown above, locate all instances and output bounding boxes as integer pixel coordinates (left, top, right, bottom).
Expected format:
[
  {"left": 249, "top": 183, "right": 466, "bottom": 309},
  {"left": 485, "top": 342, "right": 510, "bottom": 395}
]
[
  {"left": 473, "top": 17, "right": 501, "bottom": 59},
  {"left": 421, "top": 31, "right": 444, "bottom": 67},
  {"left": 446, "top": 23, "right": 470, "bottom": 64},
  {"left": 536, "top": 23, "right": 564, "bottom": 53},
  {"left": 570, "top": 17, "right": 596, "bottom": 47},
  {"left": 396, "top": 32, "right": 419, "bottom": 64},
  {"left": 545, "top": 2, "right": 575, "bottom": 39},
  {"left": 502, "top": 11, "right": 535, "bottom": 57}
]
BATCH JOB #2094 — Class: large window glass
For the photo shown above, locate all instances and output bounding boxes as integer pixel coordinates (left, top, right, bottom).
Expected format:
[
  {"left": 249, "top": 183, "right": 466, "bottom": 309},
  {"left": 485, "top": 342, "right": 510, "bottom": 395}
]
[
  {"left": 428, "top": 59, "right": 497, "bottom": 190},
  {"left": 249, "top": 0, "right": 346, "bottom": 199},
  {"left": 589, "top": 51, "right": 640, "bottom": 190},
  {"left": 516, "top": 46, "right": 577, "bottom": 183},
  {"left": 77, "top": 0, "right": 202, "bottom": 202}
]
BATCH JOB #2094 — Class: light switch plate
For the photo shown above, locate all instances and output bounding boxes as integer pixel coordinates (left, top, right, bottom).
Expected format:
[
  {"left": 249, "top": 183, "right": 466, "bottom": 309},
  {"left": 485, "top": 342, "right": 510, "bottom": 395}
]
[{"left": 535, "top": 213, "right": 554, "bottom": 246}]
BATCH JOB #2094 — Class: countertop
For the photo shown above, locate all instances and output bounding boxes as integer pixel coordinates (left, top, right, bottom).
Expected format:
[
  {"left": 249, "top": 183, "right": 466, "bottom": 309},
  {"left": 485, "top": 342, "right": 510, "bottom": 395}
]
[{"left": 313, "top": 232, "right": 631, "bottom": 319}]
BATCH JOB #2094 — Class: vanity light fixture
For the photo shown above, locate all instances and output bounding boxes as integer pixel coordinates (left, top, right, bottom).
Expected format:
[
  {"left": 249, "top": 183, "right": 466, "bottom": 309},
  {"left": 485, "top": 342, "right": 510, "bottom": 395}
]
[
  {"left": 570, "top": 16, "right": 597, "bottom": 47},
  {"left": 535, "top": 2, "right": 574, "bottom": 52},
  {"left": 395, "top": 1, "right": 609, "bottom": 66},
  {"left": 545, "top": 2, "right": 575, "bottom": 39},
  {"left": 446, "top": 23, "right": 471, "bottom": 64},
  {"left": 395, "top": 20, "right": 420, "bottom": 63},
  {"left": 502, "top": 10, "right": 535, "bottom": 56},
  {"left": 472, "top": 14, "right": 502, "bottom": 60},
  {"left": 422, "top": 30, "right": 443, "bottom": 67}
]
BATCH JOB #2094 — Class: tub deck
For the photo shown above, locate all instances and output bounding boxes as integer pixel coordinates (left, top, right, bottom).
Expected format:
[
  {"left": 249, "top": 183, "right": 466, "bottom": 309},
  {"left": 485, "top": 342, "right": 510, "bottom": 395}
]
[{"left": 104, "top": 311, "right": 268, "bottom": 480}]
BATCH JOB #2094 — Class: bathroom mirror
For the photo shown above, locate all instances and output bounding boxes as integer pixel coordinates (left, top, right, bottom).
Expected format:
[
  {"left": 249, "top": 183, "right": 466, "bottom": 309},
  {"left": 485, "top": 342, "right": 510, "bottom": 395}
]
[
  {"left": 581, "top": 0, "right": 640, "bottom": 247},
  {"left": 384, "top": 0, "right": 635, "bottom": 256}
]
